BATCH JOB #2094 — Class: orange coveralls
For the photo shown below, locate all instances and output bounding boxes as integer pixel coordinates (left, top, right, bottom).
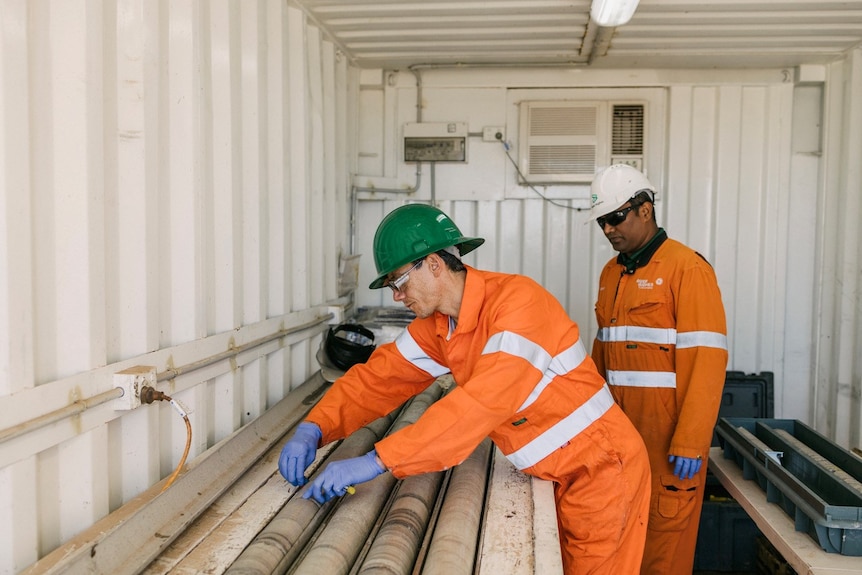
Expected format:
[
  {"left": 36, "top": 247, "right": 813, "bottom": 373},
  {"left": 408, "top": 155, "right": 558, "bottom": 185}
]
[
  {"left": 592, "top": 233, "right": 728, "bottom": 575},
  {"left": 307, "top": 267, "right": 650, "bottom": 574}
]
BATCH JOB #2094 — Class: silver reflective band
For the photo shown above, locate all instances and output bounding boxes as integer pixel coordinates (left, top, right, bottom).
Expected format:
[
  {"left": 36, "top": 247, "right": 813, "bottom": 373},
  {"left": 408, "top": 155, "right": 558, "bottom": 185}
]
[
  {"left": 606, "top": 370, "right": 676, "bottom": 388},
  {"left": 516, "top": 339, "right": 588, "bottom": 412},
  {"left": 597, "top": 326, "right": 676, "bottom": 345},
  {"left": 676, "top": 330, "right": 727, "bottom": 350},
  {"left": 481, "top": 331, "right": 589, "bottom": 411},
  {"left": 505, "top": 384, "right": 614, "bottom": 470},
  {"left": 395, "top": 329, "right": 450, "bottom": 378},
  {"left": 482, "top": 330, "right": 550, "bottom": 372},
  {"left": 597, "top": 325, "right": 727, "bottom": 350}
]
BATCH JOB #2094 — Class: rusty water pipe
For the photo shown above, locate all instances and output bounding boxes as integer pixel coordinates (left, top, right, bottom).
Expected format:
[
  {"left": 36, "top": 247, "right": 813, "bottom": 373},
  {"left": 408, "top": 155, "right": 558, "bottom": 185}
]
[{"left": 0, "top": 314, "right": 332, "bottom": 447}]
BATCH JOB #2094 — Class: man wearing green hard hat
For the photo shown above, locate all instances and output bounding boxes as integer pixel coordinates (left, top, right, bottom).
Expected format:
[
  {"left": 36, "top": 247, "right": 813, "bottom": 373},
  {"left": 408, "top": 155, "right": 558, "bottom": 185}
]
[{"left": 279, "top": 203, "right": 651, "bottom": 574}]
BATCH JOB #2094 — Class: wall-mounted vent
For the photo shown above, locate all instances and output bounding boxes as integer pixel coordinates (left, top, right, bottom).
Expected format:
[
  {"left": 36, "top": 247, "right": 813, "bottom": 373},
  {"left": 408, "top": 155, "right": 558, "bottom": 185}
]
[
  {"left": 518, "top": 100, "right": 646, "bottom": 183},
  {"left": 518, "top": 101, "right": 605, "bottom": 183}
]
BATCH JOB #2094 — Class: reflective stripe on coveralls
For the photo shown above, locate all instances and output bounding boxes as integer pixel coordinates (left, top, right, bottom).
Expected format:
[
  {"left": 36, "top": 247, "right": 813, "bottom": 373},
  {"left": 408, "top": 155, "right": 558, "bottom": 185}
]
[
  {"left": 598, "top": 327, "right": 727, "bottom": 388},
  {"left": 483, "top": 331, "right": 588, "bottom": 411},
  {"left": 677, "top": 330, "right": 727, "bottom": 349},
  {"left": 397, "top": 327, "right": 611, "bottom": 470},
  {"left": 506, "top": 384, "right": 614, "bottom": 470},
  {"left": 395, "top": 330, "right": 450, "bottom": 377},
  {"left": 597, "top": 326, "right": 727, "bottom": 350},
  {"left": 606, "top": 370, "right": 677, "bottom": 388}
]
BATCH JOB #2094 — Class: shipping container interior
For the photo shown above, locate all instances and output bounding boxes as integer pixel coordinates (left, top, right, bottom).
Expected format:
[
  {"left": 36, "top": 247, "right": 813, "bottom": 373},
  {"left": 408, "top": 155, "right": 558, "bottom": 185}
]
[{"left": 1, "top": 1, "right": 862, "bottom": 573}]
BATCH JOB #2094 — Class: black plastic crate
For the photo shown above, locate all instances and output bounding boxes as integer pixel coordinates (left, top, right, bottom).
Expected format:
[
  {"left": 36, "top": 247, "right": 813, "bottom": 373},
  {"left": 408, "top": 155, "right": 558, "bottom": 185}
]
[
  {"left": 694, "top": 486, "right": 761, "bottom": 572},
  {"left": 712, "top": 371, "right": 774, "bottom": 446},
  {"left": 722, "top": 371, "right": 774, "bottom": 418}
]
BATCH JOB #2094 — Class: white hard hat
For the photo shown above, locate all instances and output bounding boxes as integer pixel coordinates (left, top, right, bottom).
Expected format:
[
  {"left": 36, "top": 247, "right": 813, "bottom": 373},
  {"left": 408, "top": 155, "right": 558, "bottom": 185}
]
[{"left": 588, "top": 164, "right": 656, "bottom": 222}]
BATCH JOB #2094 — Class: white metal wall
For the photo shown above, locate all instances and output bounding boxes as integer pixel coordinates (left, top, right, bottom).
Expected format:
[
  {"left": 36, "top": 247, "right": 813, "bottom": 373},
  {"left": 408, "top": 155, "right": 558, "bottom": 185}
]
[
  {"left": 353, "top": 63, "right": 862, "bottom": 451},
  {"left": 817, "top": 50, "right": 862, "bottom": 447},
  {"left": 0, "top": 1, "right": 354, "bottom": 572}
]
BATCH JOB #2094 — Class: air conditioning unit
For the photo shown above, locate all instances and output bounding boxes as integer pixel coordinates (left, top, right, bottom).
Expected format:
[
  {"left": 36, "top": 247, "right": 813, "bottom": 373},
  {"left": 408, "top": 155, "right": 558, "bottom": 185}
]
[
  {"left": 518, "top": 101, "right": 645, "bottom": 183},
  {"left": 610, "top": 103, "right": 645, "bottom": 171}
]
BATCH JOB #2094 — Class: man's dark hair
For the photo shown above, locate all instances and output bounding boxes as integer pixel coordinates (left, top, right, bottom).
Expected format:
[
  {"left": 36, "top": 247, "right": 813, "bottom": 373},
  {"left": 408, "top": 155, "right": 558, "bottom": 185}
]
[
  {"left": 436, "top": 248, "right": 466, "bottom": 272},
  {"left": 632, "top": 191, "right": 656, "bottom": 222}
]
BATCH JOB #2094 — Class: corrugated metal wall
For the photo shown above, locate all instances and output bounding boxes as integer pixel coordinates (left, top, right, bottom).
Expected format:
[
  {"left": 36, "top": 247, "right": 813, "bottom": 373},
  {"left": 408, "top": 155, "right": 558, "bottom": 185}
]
[
  {"left": 0, "top": 1, "right": 353, "bottom": 572},
  {"left": 1, "top": 1, "right": 861, "bottom": 573},
  {"left": 818, "top": 51, "right": 862, "bottom": 446}
]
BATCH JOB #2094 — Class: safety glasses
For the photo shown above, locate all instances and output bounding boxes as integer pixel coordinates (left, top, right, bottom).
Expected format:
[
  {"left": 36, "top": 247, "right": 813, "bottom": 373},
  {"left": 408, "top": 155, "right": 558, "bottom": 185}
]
[
  {"left": 386, "top": 259, "right": 423, "bottom": 293},
  {"left": 596, "top": 204, "right": 637, "bottom": 229}
]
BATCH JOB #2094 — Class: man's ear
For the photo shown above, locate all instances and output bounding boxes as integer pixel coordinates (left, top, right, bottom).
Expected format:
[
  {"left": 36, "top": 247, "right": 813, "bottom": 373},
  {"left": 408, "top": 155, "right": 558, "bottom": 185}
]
[
  {"left": 639, "top": 201, "right": 653, "bottom": 220},
  {"left": 425, "top": 253, "right": 440, "bottom": 271},
  {"left": 425, "top": 253, "right": 442, "bottom": 275}
]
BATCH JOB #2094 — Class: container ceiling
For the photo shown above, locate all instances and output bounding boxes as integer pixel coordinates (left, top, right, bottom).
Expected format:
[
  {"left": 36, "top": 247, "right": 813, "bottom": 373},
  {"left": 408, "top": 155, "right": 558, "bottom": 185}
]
[{"left": 290, "top": 0, "right": 862, "bottom": 70}]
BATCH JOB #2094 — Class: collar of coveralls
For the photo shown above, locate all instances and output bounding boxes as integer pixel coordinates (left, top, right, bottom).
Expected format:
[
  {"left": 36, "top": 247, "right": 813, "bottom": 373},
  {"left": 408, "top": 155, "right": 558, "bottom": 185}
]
[{"left": 616, "top": 228, "right": 667, "bottom": 274}]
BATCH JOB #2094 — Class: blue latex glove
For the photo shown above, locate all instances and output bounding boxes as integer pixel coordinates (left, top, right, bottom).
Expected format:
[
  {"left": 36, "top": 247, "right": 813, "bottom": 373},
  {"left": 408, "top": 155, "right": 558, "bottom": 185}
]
[
  {"left": 303, "top": 450, "right": 385, "bottom": 504},
  {"left": 278, "top": 422, "right": 322, "bottom": 486},
  {"left": 669, "top": 455, "right": 702, "bottom": 480}
]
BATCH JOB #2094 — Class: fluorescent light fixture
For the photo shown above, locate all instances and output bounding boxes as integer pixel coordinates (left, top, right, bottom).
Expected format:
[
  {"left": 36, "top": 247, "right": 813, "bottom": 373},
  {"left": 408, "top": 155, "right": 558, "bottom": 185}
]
[{"left": 590, "top": 0, "right": 641, "bottom": 27}]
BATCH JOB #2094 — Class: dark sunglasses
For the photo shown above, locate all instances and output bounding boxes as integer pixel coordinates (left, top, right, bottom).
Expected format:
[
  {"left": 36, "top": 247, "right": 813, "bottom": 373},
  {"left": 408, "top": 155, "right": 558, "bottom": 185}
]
[{"left": 596, "top": 203, "right": 638, "bottom": 229}]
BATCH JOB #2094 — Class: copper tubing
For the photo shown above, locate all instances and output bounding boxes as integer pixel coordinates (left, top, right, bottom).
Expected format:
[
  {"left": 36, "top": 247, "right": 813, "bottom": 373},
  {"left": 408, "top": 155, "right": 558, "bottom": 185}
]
[
  {"left": 140, "top": 386, "right": 192, "bottom": 493},
  {"left": 161, "top": 415, "right": 192, "bottom": 493}
]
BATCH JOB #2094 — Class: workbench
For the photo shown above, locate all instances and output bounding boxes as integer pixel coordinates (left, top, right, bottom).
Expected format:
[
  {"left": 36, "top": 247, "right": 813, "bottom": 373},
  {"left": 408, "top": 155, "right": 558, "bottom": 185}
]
[{"left": 708, "top": 446, "right": 862, "bottom": 575}]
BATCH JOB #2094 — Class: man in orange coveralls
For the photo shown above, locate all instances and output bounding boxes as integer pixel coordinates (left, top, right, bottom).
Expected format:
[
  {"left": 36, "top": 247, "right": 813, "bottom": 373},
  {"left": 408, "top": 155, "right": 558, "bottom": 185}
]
[
  {"left": 279, "top": 203, "right": 651, "bottom": 574},
  {"left": 589, "top": 164, "right": 729, "bottom": 575}
]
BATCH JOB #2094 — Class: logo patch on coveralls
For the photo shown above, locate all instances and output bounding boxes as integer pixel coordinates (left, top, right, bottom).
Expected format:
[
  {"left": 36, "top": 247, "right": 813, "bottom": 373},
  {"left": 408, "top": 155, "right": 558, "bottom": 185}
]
[
  {"left": 637, "top": 278, "right": 654, "bottom": 290},
  {"left": 636, "top": 277, "right": 663, "bottom": 289}
]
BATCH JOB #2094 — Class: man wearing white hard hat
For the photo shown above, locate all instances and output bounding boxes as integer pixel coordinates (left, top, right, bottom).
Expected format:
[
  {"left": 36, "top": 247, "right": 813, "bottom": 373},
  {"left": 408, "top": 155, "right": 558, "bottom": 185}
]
[{"left": 588, "top": 164, "right": 729, "bottom": 575}]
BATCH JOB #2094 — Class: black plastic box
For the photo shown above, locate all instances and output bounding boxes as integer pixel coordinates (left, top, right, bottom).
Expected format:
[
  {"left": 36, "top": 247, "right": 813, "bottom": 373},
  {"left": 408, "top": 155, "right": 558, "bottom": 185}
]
[
  {"left": 712, "top": 371, "right": 774, "bottom": 446},
  {"left": 694, "top": 490, "right": 761, "bottom": 572}
]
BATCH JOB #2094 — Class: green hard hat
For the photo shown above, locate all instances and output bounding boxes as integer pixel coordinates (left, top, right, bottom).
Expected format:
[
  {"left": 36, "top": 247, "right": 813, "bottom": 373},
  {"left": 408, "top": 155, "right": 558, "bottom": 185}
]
[{"left": 369, "top": 204, "right": 484, "bottom": 289}]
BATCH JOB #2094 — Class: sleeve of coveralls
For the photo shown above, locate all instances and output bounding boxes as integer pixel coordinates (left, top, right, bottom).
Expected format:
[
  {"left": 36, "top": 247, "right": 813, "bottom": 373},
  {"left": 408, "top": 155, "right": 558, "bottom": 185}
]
[
  {"left": 375, "top": 282, "right": 561, "bottom": 477},
  {"left": 669, "top": 259, "right": 728, "bottom": 460},
  {"left": 590, "top": 265, "right": 614, "bottom": 378},
  {"left": 591, "top": 330, "right": 607, "bottom": 377},
  {"left": 305, "top": 339, "right": 437, "bottom": 446}
]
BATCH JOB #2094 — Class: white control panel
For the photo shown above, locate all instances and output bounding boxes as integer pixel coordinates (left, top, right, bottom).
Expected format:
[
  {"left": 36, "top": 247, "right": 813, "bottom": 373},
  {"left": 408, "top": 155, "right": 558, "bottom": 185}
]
[{"left": 403, "top": 122, "right": 468, "bottom": 162}]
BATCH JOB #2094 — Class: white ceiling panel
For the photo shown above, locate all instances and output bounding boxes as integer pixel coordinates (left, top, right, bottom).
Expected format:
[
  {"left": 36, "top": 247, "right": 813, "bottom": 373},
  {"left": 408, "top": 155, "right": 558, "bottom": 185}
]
[{"left": 291, "top": 0, "right": 862, "bottom": 69}]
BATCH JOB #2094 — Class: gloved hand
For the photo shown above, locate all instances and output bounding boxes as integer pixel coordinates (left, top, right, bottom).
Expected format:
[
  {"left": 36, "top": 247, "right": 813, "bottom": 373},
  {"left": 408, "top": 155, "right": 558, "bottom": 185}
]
[
  {"left": 278, "top": 422, "right": 322, "bottom": 486},
  {"left": 669, "top": 455, "right": 702, "bottom": 480},
  {"left": 303, "top": 450, "right": 385, "bottom": 504}
]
